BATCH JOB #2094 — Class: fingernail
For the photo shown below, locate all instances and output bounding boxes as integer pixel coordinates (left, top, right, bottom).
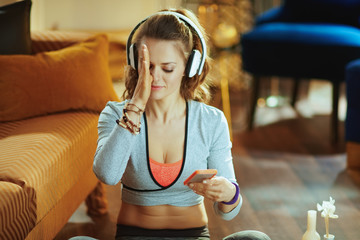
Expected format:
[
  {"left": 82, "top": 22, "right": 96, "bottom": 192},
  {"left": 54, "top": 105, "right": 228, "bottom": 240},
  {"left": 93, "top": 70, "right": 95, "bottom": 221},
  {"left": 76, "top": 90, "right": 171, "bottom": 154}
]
[
  {"left": 189, "top": 183, "right": 193, "bottom": 188},
  {"left": 203, "top": 180, "right": 207, "bottom": 184}
]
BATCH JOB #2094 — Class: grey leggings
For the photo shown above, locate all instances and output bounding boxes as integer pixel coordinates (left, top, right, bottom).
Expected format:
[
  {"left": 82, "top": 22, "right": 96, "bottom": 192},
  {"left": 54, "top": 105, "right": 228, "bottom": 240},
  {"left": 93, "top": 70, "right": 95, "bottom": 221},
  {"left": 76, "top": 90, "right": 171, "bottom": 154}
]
[
  {"left": 115, "top": 224, "right": 271, "bottom": 240},
  {"left": 115, "top": 231, "right": 270, "bottom": 240},
  {"left": 69, "top": 227, "right": 271, "bottom": 240}
]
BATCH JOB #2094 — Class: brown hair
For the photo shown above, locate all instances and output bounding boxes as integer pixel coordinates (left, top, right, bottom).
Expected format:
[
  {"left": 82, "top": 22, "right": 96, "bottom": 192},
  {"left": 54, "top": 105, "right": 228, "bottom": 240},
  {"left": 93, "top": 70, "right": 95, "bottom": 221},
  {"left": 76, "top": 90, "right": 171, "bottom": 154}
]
[{"left": 122, "top": 8, "right": 212, "bottom": 103}]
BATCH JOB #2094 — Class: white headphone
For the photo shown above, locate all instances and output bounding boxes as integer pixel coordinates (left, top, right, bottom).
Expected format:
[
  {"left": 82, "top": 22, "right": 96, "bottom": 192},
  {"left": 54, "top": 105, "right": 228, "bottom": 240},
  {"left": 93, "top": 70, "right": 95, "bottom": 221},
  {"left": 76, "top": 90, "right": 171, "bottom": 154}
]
[{"left": 126, "top": 11, "right": 207, "bottom": 78}]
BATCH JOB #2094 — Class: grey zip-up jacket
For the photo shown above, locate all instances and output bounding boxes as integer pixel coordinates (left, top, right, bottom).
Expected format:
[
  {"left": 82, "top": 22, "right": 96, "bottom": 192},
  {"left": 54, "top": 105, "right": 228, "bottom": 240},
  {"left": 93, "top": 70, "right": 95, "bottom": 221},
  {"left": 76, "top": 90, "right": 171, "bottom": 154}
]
[{"left": 93, "top": 100, "right": 242, "bottom": 220}]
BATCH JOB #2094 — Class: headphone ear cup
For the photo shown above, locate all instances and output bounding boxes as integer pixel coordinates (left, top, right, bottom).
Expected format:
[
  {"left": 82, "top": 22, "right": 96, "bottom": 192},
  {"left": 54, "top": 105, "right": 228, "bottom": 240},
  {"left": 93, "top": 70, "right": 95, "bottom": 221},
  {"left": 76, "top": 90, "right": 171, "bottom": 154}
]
[
  {"left": 185, "top": 50, "right": 201, "bottom": 78},
  {"left": 129, "top": 43, "right": 138, "bottom": 70}
]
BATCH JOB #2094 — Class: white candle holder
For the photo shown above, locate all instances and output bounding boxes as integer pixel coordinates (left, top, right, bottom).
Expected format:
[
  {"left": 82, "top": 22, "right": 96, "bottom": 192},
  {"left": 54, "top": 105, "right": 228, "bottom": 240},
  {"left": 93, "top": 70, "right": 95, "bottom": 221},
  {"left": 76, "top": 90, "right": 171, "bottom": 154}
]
[{"left": 323, "top": 234, "right": 335, "bottom": 240}]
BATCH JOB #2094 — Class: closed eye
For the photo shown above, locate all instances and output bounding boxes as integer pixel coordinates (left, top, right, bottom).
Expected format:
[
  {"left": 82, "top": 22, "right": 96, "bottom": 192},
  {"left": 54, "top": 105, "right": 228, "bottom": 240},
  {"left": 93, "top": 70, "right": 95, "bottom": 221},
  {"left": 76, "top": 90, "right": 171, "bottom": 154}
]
[{"left": 149, "top": 64, "right": 173, "bottom": 73}]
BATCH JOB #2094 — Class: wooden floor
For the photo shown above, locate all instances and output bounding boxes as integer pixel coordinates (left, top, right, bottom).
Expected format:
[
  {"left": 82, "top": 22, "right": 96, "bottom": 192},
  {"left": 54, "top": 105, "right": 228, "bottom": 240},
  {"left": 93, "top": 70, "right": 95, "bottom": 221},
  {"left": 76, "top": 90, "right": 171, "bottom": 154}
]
[{"left": 55, "top": 80, "right": 360, "bottom": 240}]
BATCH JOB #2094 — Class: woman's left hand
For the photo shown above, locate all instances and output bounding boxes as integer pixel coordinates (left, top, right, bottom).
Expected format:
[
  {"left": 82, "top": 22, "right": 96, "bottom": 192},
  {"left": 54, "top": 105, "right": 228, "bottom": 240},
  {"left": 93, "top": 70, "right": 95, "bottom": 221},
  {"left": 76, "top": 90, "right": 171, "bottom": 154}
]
[{"left": 187, "top": 176, "right": 236, "bottom": 203}]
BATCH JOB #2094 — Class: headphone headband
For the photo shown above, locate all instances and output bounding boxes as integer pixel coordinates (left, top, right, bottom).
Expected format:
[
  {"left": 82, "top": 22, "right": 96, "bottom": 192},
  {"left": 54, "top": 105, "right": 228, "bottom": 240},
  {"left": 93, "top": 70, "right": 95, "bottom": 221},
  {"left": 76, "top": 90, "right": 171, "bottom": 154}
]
[{"left": 126, "top": 11, "right": 207, "bottom": 76}]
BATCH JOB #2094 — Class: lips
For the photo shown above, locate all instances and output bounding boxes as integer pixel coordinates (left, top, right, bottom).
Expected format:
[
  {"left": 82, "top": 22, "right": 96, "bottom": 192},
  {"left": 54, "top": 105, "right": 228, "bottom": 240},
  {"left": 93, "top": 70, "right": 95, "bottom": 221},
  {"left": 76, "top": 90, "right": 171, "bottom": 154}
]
[{"left": 151, "top": 86, "right": 164, "bottom": 90}]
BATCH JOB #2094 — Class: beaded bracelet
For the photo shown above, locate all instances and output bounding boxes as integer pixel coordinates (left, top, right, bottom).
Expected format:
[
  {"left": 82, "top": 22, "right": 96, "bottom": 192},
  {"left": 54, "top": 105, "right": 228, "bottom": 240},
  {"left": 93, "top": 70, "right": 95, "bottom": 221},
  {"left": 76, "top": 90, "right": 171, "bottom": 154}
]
[
  {"left": 124, "top": 110, "right": 140, "bottom": 134},
  {"left": 126, "top": 102, "right": 144, "bottom": 114},
  {"left": 116, "top": 102, "right": 143, "bottom": 135},
  {"left": 221, "top": 182, "right": 240, "bottom": 205},
  {"left": 116, "top": 118, "right": 128, "bottom": 130},
  {"left": 116, "top": 115, "right": 141, "bottom": 135}
]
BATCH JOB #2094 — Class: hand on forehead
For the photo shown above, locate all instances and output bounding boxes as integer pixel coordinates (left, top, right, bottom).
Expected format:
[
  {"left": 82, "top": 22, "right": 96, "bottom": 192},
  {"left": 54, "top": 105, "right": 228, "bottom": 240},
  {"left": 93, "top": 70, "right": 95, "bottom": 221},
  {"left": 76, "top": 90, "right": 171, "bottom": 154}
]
[{"left": 140, "top": 37, "right": 187, "bottom": 66}]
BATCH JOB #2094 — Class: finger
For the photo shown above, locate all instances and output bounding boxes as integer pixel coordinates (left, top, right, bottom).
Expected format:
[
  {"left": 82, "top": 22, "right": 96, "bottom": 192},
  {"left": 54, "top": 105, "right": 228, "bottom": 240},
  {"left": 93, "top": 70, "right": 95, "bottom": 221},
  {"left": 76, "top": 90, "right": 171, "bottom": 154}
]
[
  {"left": 197, "top": 187, "right": 222, "bottom": 202},
  {"left": 189, "top": 181, "right": 217, "bottom": 195},
  {"left": 189, "top": 179, "right": 218, "bottom": 190},
  {"left": 138, "top": 45, "right": 152, "bottom": 89},
  {"left": 203, "top": 191, "right": 220, "bottom": 201},
  {"left": 188, "top": 182, "right": 204, "bottom": 195},
  {"left": 203, "top": 183, "right": 222, "bottom": 197},
  {"left": 199, "top": 179, "right": 232, "bottom": 202},
  {"left": 203, "top": 186, "right": 230, "bottom": 202},
  {"left": 142, "top": 44, "right": 150, "bottom": 64},
  {"left": 207, "top": 178, "right": 238, "bottom": 202},
  {"left": 188, "top": 184, "right": 224, "bottom": 202},
  {"left": 139, "top": 44, "right": 150, "bottom": 76},
  {"left": 204, "top": 176, "right": 222, "bottom": 185}
]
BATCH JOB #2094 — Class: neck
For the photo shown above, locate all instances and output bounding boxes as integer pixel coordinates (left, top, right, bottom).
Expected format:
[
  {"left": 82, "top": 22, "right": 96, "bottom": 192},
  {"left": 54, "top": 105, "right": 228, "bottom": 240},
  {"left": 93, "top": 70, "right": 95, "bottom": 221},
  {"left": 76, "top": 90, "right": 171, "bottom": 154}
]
[{"left": 146, "top": 97, "right": 186, "bottom": 124}]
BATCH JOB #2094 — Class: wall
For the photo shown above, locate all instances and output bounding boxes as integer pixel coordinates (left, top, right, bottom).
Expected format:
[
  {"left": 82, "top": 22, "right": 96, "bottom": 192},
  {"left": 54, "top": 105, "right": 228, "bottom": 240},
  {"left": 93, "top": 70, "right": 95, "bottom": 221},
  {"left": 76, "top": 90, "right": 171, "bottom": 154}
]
[{"left": 30, "top": 0, "right": 182, "bottom": 31}]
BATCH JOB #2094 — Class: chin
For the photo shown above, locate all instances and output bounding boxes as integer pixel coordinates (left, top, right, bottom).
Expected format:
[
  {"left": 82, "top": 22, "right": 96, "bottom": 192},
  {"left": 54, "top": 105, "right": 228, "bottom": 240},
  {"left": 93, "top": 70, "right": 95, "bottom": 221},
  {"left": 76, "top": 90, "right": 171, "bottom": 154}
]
[
  {"left": 149, "top": 93, "right": 165, "bottom": 101},
  {"left": 149, "top": 89, "right": 181, "bottom": 101}
]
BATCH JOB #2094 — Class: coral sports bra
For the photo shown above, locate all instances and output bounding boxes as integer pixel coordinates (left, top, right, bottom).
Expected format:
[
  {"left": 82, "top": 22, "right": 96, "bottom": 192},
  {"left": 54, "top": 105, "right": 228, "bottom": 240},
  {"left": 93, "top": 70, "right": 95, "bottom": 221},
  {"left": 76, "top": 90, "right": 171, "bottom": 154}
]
[{"left": 149, "top": 158, "right": 183, "bottom": 187}]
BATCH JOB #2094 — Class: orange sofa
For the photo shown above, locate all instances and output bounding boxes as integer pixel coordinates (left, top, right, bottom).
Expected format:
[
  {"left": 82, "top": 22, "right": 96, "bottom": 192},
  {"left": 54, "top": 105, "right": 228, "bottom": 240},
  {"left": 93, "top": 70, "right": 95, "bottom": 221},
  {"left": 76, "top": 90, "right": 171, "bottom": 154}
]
[
  {"left": 0, "top": 31, "right": 119, "bottom": 239},
  {"left": 0, "top": 1, "right": 121, "bottom": 237},
  {"left": 0, "top": 111, "right": 105, "bottom": 239}
]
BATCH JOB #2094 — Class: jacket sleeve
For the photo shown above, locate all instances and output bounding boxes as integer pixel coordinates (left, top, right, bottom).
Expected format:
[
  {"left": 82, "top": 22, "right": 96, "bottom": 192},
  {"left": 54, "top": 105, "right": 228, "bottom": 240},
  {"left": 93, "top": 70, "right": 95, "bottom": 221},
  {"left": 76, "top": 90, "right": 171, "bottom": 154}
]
[
  {"left": 93, "top": 101, "right": 138, "bottom": 185},
  {"left": 207, "top": 110, "right": 242, "bottom": 220}
]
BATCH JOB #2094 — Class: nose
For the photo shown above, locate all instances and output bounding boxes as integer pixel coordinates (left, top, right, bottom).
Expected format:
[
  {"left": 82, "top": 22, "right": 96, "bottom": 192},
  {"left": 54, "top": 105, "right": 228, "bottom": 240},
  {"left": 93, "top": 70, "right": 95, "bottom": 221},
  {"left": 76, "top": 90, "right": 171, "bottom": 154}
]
[{"left": 150, "top": 66, "right": 160, "bottom": 81}]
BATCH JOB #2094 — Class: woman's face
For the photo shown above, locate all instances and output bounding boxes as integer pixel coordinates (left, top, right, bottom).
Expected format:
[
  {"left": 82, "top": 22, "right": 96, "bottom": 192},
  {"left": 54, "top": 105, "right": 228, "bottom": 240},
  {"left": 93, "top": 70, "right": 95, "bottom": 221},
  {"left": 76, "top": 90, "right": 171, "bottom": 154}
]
[{"left": 140, "top": 37, "right": 186, "bottom": 101}]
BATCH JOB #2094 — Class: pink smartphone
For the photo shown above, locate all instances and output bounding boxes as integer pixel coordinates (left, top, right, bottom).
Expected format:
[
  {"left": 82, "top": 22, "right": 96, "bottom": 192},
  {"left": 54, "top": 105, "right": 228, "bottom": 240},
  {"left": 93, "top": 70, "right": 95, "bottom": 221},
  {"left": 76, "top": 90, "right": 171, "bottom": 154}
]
[{"left": 183, "top": 169, "right": 217, "bottom": 185}]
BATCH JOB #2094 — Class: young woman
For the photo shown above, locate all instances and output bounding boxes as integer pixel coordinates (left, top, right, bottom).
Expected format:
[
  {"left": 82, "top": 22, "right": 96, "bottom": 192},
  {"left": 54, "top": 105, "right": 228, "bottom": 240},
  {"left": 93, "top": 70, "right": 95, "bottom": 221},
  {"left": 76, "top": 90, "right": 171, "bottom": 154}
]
[{"left": 93, "top": 8, "right": 271, "bottom": 240}]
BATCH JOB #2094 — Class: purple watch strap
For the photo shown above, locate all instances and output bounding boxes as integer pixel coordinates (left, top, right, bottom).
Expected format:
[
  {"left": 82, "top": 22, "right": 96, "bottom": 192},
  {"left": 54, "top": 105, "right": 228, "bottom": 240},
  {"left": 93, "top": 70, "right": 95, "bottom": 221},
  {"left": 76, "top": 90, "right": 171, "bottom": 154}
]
[{"left": 221, "top": 182, "right": 239, "bottom": 205}]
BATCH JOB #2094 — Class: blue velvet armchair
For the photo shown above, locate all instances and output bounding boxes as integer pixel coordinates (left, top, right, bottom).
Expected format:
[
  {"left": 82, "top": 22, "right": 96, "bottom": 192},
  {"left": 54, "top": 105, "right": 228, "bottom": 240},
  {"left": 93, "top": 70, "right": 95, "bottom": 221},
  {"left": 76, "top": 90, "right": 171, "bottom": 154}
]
[{"left": 241, "top": 0, "right": 360, "bottom": 143}]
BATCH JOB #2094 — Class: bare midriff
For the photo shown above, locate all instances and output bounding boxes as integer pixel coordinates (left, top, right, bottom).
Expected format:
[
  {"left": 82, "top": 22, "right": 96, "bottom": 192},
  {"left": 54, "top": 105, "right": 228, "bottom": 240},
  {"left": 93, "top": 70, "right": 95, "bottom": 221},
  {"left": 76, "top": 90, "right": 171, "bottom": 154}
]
[{"left": 117, "top": 202, "right": 208, "bottom": 229}]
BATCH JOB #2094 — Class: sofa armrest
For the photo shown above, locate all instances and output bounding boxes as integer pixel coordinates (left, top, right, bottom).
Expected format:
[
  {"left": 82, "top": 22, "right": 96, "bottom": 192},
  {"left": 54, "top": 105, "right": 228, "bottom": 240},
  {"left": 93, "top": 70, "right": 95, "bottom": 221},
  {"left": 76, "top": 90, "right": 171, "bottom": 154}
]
[{"left": 31, "top": 30, "right": 128, "bottom": 81}]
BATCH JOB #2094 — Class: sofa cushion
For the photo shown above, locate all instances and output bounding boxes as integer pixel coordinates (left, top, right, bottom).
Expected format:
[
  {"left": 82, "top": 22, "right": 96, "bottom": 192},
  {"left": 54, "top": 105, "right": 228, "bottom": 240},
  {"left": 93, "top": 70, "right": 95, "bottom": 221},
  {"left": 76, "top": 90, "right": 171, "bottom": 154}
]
[
  {"left": 0, "top": 111, "right": 99, "bottom": 228},
  {"left": 0, "top": 0, "right": 32, "bottom": 54},
  {"left": 0, "top": 34, "right": 119, "bottom": 122},
  {"left": 0, "top": 181, "right": 34, "bottom": 240}
]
